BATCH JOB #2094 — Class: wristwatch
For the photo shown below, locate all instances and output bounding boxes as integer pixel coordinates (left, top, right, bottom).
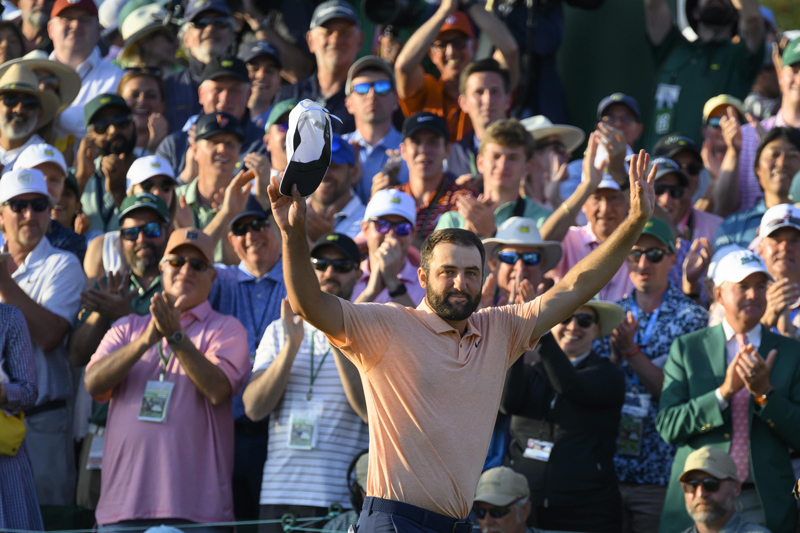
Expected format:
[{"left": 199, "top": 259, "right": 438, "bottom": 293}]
[
  {"left": 167, "top": 329, "right": 185, "bottom": 345},
  {"left": 754, "top": 387, "right": 774, "bottom": 407}
]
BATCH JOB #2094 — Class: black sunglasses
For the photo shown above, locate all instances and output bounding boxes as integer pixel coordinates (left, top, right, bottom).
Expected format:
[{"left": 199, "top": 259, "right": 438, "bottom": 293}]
[
  {"left": 682, "top": 478, "right": 721, "bottom": 494},
  {"left": 497, "top": 251, "right": 542, "bottom": 266},
  {"left": 628, "top": 248, "right": 671, "bottom": 263},
  {"left": 353, "top": 80, "right": 393, "bottom": 96},
  {"left": 2, "top": 93, "right": 40, "bottom": 111},
  {"left": 473, "top": 498, "right": 524, "bottom": 520},
  {"left": 654, "top": 184, "right": 685, "bottom": 199},
  {"left": 311, "top": 257, "right": 357, "bottom": 273},
  {"left": 372, "top": 219, "right": 413, "bottom": 237},
  {"left": 561, "top": 313, "right": 596, "bottom": 328},
  {"left": 120, "top": 222, "right": 163, "bottom": 241},
  {"left": 140, "top": 179, "right": 175, "bottom": 194},
  {"left": 231, "top": 218, "right": 269, "bottom": 236},
  {"left": 90, "top": 114, "right": 132, "bottom": 134},
  {"left": 4, "top": 197, "right": 49, "bottom": 213},
  {"left": 192, "top": 17, "right": 232, "bottom": 30},
  {"left": 163, "top": 256, "right": 209, "bottom": 272}
]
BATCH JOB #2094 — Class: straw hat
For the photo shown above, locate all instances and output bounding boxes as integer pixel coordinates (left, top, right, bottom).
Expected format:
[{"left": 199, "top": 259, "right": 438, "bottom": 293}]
[
  {"left": 519, "top": 115, "right": 585, "bottom": 153},
  {"left": 0, "top": 50, "right": 81, "bottom": 113},
  {"left": 117, "top": 3, "right": 169, "bottom": 67},
  {"left": 0, "top": 64, "right": 60, "bottom": 129},
  {"left": 483, "top": 217, "right": 563, "bottom": 273},
  {"left": 581, "top": 297, "right": 625, "bottom": 338}
]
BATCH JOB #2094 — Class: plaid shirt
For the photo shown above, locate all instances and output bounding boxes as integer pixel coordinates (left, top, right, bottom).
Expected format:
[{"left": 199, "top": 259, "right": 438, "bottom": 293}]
[{"left": 396, "top": 177, "right": 474, "bottom": 242}]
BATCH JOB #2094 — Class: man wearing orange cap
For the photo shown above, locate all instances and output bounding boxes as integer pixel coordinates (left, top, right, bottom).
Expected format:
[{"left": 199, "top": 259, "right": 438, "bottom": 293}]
[{"left": 395, "top": 0, "right": 519, "bottom": 143}]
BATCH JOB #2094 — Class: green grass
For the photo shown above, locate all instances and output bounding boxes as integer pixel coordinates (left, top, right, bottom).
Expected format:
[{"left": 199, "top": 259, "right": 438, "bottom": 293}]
[{"left": 761, "top": 0, "right": 800, "bottom": 33}]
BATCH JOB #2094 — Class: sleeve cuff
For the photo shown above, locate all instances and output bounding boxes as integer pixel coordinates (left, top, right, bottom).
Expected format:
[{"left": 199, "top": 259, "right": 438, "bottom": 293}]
[{"left": 715, "top": 388, "right": 729, "bottom": 411}]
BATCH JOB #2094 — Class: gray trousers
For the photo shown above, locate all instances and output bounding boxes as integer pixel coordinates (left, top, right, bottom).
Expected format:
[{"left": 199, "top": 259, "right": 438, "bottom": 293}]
[{"left": 24, "top": 406, "right": 75, "bottom": 506}]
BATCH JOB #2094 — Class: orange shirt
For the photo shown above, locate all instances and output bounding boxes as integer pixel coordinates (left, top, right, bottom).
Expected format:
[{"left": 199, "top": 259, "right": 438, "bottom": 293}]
[
  {"left": 327, "top": 297, "right": 541, "bottom": 518},
  {"left": 399, "top": 73, "right": 472, "bottom": 143}
]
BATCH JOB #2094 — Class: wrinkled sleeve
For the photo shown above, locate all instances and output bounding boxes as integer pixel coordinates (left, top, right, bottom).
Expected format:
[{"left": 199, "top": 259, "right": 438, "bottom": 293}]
[{"left": 326, "top": 299, "right": 401, "bottom": 372}]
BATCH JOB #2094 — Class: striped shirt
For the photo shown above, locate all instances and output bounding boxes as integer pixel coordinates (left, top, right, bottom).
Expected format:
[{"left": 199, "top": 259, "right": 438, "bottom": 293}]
[
  {"left": 254, "top": 320, "right": 368, "bottom": 508},
  {"left": 738, "top": 111, "right": 794, "bottom": 210},
  {"left": 396, "top": 178, "right": 475, "bottom": 242}
]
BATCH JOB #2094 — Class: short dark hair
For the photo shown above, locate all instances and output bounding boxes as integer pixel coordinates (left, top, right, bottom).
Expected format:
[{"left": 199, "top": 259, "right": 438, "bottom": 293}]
[
  {"left": 754, "top": 127, "right": 800, "bottom": 171},
  {"left": 420, "top": 229, "right": 485, "bottom": 276},
  {"left": 458, "top": 58, "right": 510, "bottom": 96}
]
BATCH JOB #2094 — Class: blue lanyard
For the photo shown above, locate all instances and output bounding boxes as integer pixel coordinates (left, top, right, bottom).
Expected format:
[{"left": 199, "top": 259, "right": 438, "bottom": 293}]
[{"left": 629, "top": 291, "right": 665, "bottom": 347}]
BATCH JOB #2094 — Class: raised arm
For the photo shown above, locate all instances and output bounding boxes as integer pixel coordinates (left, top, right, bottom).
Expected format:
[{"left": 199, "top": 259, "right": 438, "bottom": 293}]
[
  {"left": 268, "top": 175, "right": 346, "bottom": 343},
  {"left": 530, "top": 150, "right": 656, "bottom": 342},
  {"left": 465, "top": 4, "right": 520, "bottom": 90},
  {"left": 732, "top": 0, "right": 764, "bottom": 54},
  {"left": 643, "top": 0, "right": 673, "bottom": 47}
]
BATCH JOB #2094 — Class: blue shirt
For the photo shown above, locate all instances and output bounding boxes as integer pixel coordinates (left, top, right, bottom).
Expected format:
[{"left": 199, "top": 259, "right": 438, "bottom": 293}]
[
  {"left": 714, "top": 198, "right": 768, "bottom": 249},
  {"left": 343, "top": 128, "right": 408, "bottom": 204},
  {"left": 47, "top": 220, "right": 87, "bottom": 263},
  {"left": 252, "top": 106, "right": 272, "bottom": 130},
  {"left": 208, "top": 258, "right": 287, "bottom": 421}
]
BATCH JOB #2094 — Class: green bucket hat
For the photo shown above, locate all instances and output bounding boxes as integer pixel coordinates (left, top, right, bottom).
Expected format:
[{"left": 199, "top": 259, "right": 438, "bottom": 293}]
[
  {"left": 119, "top": 192, "right": 170, "bottom": 224},
  {"left": 641, "top": 217, "right": 675, "bottom": 253},
  {"left": 84, "top": 93, "right": 131, "bottom": 129},
  {"left": 265, "top": 99, "right": 298, "bottom": 131},
  {"left": 782, "top": 37, "right": 800, "bottom": 68}
]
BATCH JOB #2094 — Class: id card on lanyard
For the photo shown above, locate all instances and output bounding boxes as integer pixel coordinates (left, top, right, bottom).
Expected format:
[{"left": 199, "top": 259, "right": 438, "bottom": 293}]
[{"left": 287, "top": 331, "right": 329, "bottom": 450}]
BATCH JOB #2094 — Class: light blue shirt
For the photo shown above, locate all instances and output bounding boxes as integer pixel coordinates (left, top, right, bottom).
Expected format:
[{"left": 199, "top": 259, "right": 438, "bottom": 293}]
[{"left": 344, "top": 127, "right": 408, "bottom": 204}]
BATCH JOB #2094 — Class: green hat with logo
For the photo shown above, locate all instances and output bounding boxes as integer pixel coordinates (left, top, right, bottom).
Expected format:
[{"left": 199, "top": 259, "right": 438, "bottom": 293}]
[
  {"left": 265, "top": 99, "right": 299, "bottom": 131},
  {"left": 641, "top": 217, "right": 675, "bottom": 253},
  {"left": 84, "top": 93, "right": 131, "bottom": 129},
  {"left": 119, "top": 192, "right": 170, "bottom": 224},
  {"left": 782, "top": 37, "right": 800, "bottom": 68}
]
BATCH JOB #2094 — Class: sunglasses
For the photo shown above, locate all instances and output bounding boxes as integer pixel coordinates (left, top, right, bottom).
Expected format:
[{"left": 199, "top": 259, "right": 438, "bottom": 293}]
[
  {"left": 654, "top": 184, "right": 685, "bottom": 199},
  {"left": 497, "top": 251, "right": 542, "bottom": 266},
  {"left": 628, "top": 248, "right": 671, "bottom": 263},
  {"left": 4, "top": 197, "right": 49, "bottom": 213},
  {"left": 431, "top": 36, "right": 468, "bottom": 51},
  {"left": 2, "top": 94, "right": 40, "bottom": 111},
  {"left": 311, "top": 257, "right": 357, "bottom": 273},
  {"left": 163, "top": 256, "right": 209, "bottom": 272},
  {"left": 561, "top": 313, "right": 596, "bottom": 328},
  {"left": 682, "top": 478, "right": 721, "bottom": 494},
  {"left": 473, "top": 499, "right": 524, "bottom": 520},
  {"left": 140, "top": 179, "right": 175, "bottom": 194},
  {"left": 90, "top": 114, "right": 132, "bottom": 134},
  {"left": 231, "top": 218, "right": 269, "bottom": 236},
  {"left": 678, "top": 161, "right": 703, "bottom": 175},
  {"left": 372, "top": 219, "right": 413, "bottom": 236},
  {"left": 191, "top": 17, "right": 232, "bottom": 30},
  {"left": 353, "top": 80, "right": 393, "bottom": 96},
  {"left": 273, "top": 122, "right": 289, "bottom": 133},
  {"left": 601, "top": 114, "right": 637, "bottom": 125},
  {"left": 120, "top": 222, "right": 163, "bottom": 241}
]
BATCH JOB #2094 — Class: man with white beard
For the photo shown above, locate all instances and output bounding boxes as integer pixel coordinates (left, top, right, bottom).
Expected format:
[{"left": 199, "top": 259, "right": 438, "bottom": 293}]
[{"left": 0, "top": 64, "right": 58, "bottom": 173}]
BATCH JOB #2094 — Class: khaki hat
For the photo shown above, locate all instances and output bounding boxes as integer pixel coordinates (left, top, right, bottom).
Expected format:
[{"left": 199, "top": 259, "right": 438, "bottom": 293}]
[
  {"left": 0, "top": 64, "right": 60, "bottom": 129},
  {"left": 0, "top": 50, "right": 81, "bottom": 113},
  {"left": 164, "top": 228, "right": 214, "bottom": 264},
  {"left": 482, "top": 217, "right": 563, "bottom": 273},
  {"left": 474, "top": 467, "right": 529, "bottom": 507},
  {"left": 702, "top": 95, "right": 744, "bottom": 124},
  {"left": 519, "top": 115, "right": 585, "bottom": 153},
  {"left": 679, "top": 447, "right": 738, "bottom": 482},
  {"left": 118, "top": 3, "right": 170, "bottom": 67},
  {"left": 582, "top": 297, "right": 625, "bottom": 338}
]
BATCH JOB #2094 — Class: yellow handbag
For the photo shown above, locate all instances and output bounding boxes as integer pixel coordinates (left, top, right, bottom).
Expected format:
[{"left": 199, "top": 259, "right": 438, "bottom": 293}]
[{"left": 0, "top": 411, "right": 25, "bottom": 456}]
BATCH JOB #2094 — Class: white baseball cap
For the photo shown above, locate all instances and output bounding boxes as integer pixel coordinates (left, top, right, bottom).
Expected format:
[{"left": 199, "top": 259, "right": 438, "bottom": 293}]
[
  {"left": 13, "top": 143, "right": 67, "bottom": 175},
  {"left": 363, "top": 189, "right": 417, "bottom": 225},
  {"left": 482, "top": 216, "right": 563, "bottom": 272},
  {"left": 713, "top": 249, "right": 773, "bottom": 286},
  {"left": 759, "top": 203, "right": 800, "bottom": 239},
  {"left": 0, "top": 168, "right": 51, "bottom": 204},
  {"left": 126, "top": 155, "right": 177, "bottom": 192},
  {"left": 597, "top": 174, "right": 621, "bottom": 191}
]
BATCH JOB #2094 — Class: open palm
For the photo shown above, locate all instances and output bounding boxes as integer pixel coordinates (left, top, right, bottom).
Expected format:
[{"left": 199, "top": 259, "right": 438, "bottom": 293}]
[{"left": 627, "top": 150, "right": 657, "bottom": 223}]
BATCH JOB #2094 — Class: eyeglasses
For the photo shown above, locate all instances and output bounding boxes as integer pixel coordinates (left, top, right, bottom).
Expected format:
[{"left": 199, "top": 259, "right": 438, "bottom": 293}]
[
  {"left": 191, "top": 17, "right": 233, "bottom": 30},
  {"left": 353, "top": 80, "right": 393, "bottom": 96},
  {"left": 706, "top": 116, "right": 738, "bottom": 128},
  {"left": 272, "top": 122, "right": 289, "bottom": 133},
  {"left": 654, "top": 184, "right": 685, "bottom": 199},
  {"left": 431, "top": 36, "right": 468, "bottom": 51},
  {"left": 162, "top": 256, "right": 209, "bottom": 272},
  {"left": 120, "top": 222, "right": 163, "bottom": 241},
  {"left": 601, "top": 114, "right": 637, "bottom": 126},
  {"left": 371, "top": 219, "right": 413, "bottom": 236},
  {"left": 628, "top": 248, "right": 671, "bottom": 263},
  {"left": 90, "top": 114, "right": 133, "bottom": 134},
  {"left": 139, "top": 179, "right": 175, "bottom": 194},
  {"left": 4, "top": 197, "right": 49, "bottom": 213},
  {"left": 561, "top": 313, "right": 596, "bottom": 328},
  {"left": 231, "top": 218, "right": 269, "bottom": 236},
  {"left": 681, "top": 478, "right": 721, "bottom": 494},
  {"left": 497, "top": 251, "right": 542, "bottom": 266},
  {"left": 311, "top": 257, "right": 357, "bottom": 273},
  {"left": 2, "top": 94, "right": 40, "bottom": 111},
  {"left": 473, "top": 499, "right": 524, "bottom": 520}
]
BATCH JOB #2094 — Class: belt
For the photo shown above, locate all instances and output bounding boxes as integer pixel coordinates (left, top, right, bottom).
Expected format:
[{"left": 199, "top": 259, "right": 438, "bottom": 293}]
[
  {"left": 25, "top": 399, "right": 67, "bottom": 417},
  {"left": 364, "top": 497, "right": 473, "bottom": 533}
]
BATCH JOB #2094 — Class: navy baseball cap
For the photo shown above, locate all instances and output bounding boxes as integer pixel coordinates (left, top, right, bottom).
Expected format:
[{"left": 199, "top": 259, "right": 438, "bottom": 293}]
[
  {"left": 331, "top": 135, "right": 355, "bottom": 165},
  {"left": 402, "top": 111, "right": 449, "bottom": 141},
  {"left": 184, "top": 0, "right": 231, "bottom": 22},
  {"left": 195, "top": 112, "right": 244, "bottom": 142},
  {"left": 202, "top": 56, "right": 249, "bottom": 83},
  {"left": 653, "top": 133, "right": 701, "bottom": 161},
  {"left": 229, "top": 195, "right": 270, "bottom": 229},
  {"left": 310, "top": 232, "right": 361, "bottom": 263},
  {"left": 649, "top": 157, "right": 689, "bottom": 187},
  {"left": 309, "top": 0, "right": 359, "bottom": 30},
  {"left": 597, "top": 93, "right": 641, "bottom": 121},
  {"left": 237, "top": 40, "right": 282, "bottom": 68}
]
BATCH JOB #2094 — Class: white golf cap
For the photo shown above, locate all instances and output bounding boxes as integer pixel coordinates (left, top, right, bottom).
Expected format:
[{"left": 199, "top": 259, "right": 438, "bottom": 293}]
[
  {"left": 13, "top": 143, "right": 67, "bottom": 175},
  {"left": 707, "top": 244, "right": 744, "bottom": 281},
  {"left": 713, "top": 249, "right": 773, "bottom": 286},
  {"left": 759, "top": 203, "right": 800, "bottom": 239},
  {"left": 126, "top": 155, "right": 177, "bottom": 192},
  {"left": 363, "top": 189, "right": 417, "bottom": 225},
  {"left": 483, "top": 217, "right": 563, "bottom": 272},
  {"left": 0, "top": 168, "right": 51, "bottom": 204},
  {"left": 597, "top": 174, "right": 621, "bottom": 191}
]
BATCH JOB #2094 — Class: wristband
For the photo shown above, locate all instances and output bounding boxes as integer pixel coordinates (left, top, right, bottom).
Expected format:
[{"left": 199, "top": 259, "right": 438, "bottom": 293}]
[
  {"left": 622, "top": 346, "right": 641, "bottom": 360},
  {"left": 389, "top": 283, "right": 408, "bottom": 298}
]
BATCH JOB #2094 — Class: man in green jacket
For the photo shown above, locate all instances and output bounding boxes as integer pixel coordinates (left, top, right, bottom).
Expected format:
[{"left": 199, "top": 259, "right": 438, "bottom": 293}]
[{"left": 657, "top": 249, "right": 800, "bottom": 533}]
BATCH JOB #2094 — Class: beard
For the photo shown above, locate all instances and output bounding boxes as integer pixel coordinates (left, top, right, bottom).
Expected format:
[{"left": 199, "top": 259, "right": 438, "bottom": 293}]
[
  {"left": 0, "top": 112, "right": 37, "bottom": 141},
  {"left": 99, "top": 130, "right": 137, "bottom": 157},
  {"left": 126, "top": 241, "right": 162, "bottom": 275},
  {"left": 24, "top": 9, "right": 49, "bottom": 30},
  {"left": 698, "top": 2, "right": 735, "bottom": 26},
  {"left": 687, "top": 498, "right": 730, "bottom": 525},
  {"left": 426, "top": 285, "right": 481, "bottom": 322}
]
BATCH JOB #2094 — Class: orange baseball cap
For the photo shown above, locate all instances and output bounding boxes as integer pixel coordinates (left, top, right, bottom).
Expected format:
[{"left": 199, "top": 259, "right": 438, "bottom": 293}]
[
  {"left": 165, "top": 228, "right": 215, "bottom": 264},
  {"left": 51, "top": 0, "right": 98, "bottom": 18},
  {"left": 438, "top": 11, "right": 474, "bottom": 39}
]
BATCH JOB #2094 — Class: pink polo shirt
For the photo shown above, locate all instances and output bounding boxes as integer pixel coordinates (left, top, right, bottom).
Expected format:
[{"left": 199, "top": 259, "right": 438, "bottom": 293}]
[
  {"left": 87, "top": 301, "right": 250, "bottom": 526},
  {"left": 550, "top": 224, "right": 633, "bottom": 302},
  {"left": 680, "top": 208, "right": 722, "bottom": 243},
  {"left": 351, "top": 258, "right": 426, "bottom": 305}
]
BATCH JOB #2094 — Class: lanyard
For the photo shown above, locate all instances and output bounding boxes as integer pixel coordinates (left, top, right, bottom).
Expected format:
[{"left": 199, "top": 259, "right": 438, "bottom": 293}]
[
  {"left": 156, "top": 318, "right": 198, "bottom": 381},
  {"left": 307, "top": 330, "right": 331, "bottom": 401},
  {"left": 130, "top": 273, "right": 160, "bottom": 297},
  {"left": 629, "top": 291, "right": 666, "bottom": 347}
]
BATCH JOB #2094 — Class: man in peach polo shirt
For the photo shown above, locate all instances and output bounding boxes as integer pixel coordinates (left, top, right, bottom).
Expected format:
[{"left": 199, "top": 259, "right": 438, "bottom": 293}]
[{"left": 267, "top": 145, "right": 658, "bottom": 532}]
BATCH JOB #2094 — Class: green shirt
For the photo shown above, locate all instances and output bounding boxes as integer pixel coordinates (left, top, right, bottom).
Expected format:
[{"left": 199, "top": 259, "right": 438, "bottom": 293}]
[
  {"left": 643, "top": 26, "right": 763, "bottom": 151},
  {"left": 434, "top": 197, "right": 552, "bottom": 233},
  {"left": 176, "top": 180, "right": 225, "bottom": 263},
  {"left": 81, "top": 170, "right": 120, "bottom": 238}
]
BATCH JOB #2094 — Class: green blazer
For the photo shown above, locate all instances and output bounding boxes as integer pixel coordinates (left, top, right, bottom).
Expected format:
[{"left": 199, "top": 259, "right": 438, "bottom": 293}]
[{"left": 656, "top": 324, "right": 800, "bottom": 533}]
